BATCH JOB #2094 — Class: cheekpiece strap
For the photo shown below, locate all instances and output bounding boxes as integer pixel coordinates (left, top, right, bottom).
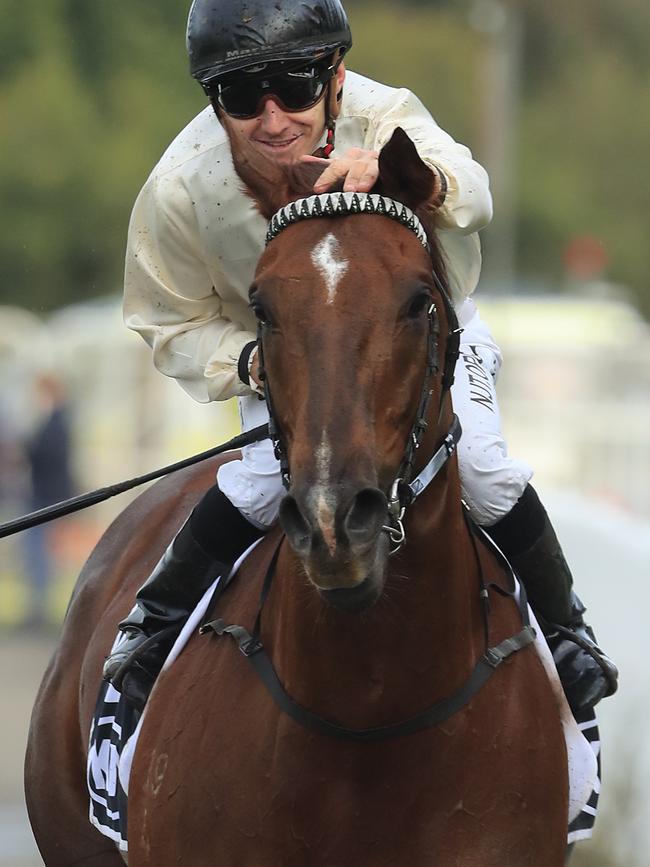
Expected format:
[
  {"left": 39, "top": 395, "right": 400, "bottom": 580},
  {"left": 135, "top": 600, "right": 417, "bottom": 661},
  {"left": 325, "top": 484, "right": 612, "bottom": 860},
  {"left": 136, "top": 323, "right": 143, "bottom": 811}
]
[
  {"left": 265, "top": 193, "right": 429, "bottom": 249},
  {"left": 405, "top": 414, "right": 462, "bottom": 503}
]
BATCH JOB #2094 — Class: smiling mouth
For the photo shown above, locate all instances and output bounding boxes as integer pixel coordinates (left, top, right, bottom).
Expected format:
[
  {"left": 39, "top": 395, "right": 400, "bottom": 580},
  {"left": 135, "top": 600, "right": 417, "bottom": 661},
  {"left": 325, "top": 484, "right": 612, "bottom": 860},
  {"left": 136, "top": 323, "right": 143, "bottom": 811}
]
[{"left": 255, "top": 136, "right": 301, "bottom": 149}]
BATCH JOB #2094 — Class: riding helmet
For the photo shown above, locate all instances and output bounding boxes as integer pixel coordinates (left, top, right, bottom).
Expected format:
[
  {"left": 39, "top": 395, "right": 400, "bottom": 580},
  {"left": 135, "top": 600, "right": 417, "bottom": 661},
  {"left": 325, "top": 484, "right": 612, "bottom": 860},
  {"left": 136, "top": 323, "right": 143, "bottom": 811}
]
[{"left": 187, "top": 0, "right": 353, "bottom": 85}]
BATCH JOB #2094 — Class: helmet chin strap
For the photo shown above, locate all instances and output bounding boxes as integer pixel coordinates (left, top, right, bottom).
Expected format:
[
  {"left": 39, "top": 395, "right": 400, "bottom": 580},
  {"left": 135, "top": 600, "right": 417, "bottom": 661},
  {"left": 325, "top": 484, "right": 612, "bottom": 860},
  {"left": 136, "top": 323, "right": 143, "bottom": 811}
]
[
  {"left": 313, "top": 49, "right": 343, "bottom": 159},
  {"left": 320, "top": 121, "right": 336, "bottom": 158}
]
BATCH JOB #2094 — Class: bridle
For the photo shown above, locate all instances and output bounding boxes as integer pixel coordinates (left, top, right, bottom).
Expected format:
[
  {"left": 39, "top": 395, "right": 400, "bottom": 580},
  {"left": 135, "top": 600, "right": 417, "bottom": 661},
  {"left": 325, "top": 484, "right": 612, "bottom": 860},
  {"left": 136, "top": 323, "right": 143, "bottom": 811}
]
[
  {"left": 202, "top": 191, "right": 536, "bottom": 739},
  {"left": 257, "top": 191, "right": 463, "bottom": 553}
]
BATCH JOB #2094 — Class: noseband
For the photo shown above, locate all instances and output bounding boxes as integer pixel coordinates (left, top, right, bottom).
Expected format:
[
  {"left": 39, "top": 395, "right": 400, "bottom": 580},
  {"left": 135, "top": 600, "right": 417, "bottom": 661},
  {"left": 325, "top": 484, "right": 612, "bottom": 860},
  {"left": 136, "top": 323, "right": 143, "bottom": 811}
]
[{"left": 258, "top": 191, "right": 462, "bottom": 552}]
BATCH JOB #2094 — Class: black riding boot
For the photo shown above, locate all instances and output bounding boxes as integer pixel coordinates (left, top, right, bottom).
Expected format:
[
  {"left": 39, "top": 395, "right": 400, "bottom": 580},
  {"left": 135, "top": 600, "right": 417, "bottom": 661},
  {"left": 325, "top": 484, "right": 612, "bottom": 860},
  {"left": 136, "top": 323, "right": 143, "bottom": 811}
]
[
  {"left": 486, "top": 485, "right": 618, "bottom": 714},
  {"left": 102, "top": 486, "right": 264, "bottom": 709}
]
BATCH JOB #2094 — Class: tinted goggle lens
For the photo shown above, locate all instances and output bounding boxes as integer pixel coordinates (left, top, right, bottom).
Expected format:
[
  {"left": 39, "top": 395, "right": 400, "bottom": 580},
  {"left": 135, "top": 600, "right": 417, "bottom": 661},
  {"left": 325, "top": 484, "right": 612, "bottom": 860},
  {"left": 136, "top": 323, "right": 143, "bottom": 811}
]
[{"left": 215, "top": 67, "right": 330, "bottom": 119}]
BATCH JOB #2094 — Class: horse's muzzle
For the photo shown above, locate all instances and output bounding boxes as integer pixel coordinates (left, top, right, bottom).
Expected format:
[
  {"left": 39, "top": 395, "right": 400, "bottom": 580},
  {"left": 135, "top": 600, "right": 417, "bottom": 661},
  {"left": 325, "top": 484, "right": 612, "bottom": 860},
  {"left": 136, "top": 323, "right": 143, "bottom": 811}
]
[{"left": 279, "top": 484, "right": 389, "bottom": 598}]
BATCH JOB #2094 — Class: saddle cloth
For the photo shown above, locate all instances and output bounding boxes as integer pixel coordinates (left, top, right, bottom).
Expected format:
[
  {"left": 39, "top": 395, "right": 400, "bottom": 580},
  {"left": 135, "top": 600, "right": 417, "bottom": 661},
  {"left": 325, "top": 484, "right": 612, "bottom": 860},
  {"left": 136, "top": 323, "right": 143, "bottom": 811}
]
[{"left": 87, "top": 542, "right": 600, "bottom": 851}]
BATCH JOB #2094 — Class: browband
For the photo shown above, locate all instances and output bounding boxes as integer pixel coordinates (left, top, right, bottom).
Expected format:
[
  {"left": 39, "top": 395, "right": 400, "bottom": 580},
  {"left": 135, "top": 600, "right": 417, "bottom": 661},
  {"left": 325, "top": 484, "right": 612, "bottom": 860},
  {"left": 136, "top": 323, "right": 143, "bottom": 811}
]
[{"left": 265, "top": 192, "right": 429, "bottom": 249}]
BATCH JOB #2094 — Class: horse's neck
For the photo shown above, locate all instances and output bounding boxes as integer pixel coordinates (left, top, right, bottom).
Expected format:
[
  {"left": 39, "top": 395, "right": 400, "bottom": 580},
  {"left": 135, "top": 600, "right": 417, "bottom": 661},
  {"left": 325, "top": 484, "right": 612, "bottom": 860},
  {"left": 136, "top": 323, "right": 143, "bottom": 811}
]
[{"left": 262, "top": 466, "right": 487, "bottom": 728}]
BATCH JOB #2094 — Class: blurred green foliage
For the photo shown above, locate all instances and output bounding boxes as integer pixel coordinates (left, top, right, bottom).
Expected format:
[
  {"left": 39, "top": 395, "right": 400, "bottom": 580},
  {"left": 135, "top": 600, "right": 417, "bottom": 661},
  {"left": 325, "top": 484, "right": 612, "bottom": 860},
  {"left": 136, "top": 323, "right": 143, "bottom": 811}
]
[
  {"left": 1, "top": 0, "right": 648, "bottom": 314},
  {"left": 1, "top": 0, "right": 204, "bottom": 312}
]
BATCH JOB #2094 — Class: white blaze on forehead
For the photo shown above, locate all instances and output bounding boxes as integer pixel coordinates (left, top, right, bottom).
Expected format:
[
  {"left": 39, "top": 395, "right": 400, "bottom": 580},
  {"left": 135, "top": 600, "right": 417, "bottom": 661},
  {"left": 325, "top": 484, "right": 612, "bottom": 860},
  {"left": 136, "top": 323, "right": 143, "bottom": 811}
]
[{"left": 310, "top": 233, "right": 349, "bottom": 304}]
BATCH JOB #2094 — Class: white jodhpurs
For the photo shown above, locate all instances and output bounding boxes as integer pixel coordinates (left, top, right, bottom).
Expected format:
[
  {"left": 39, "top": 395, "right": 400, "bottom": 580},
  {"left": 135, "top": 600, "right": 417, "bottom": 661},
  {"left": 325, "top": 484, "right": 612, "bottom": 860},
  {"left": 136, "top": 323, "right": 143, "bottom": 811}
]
[
  {"left": 217, "top": 299, "right": 533, "bottom": 529},
  {"left": 216, "top": 395, "right": 286, "bottom": 530},
  {"left": 453, "top": 298, "right": 533, "bottom": 525}
]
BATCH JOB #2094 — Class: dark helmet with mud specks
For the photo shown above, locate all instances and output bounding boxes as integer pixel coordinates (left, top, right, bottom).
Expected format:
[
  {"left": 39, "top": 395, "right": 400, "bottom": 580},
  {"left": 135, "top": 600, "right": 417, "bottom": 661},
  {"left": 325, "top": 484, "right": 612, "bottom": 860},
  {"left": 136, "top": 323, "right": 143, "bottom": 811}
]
[{"left": 187, "top": 0, "right": 352, "bottom": 87}]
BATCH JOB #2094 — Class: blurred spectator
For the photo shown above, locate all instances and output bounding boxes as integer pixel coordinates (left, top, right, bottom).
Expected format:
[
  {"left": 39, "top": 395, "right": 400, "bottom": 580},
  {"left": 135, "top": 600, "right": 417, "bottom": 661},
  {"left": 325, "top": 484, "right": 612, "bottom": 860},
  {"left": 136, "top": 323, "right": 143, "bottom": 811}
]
[
  {"left": 0, "top": 417, "right": 27, "bottom": 513},
  {"left": 21, "top": 374, "right": 76, "bottom": 628}
]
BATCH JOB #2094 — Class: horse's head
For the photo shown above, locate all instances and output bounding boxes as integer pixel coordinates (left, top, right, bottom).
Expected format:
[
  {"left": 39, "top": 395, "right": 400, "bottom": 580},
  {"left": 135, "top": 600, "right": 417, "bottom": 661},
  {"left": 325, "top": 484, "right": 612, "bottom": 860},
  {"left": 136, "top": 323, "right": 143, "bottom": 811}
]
[{"left": 233, "top": 128, "right": 456, "bottom": 610}]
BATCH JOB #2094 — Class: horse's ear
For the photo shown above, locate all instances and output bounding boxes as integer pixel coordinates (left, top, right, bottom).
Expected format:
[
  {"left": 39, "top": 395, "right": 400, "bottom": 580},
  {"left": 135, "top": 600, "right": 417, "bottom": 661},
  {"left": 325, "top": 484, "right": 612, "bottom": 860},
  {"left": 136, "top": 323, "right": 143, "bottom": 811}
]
[{"left": 376, "top": 127, "right": 437, "bottom": 212}]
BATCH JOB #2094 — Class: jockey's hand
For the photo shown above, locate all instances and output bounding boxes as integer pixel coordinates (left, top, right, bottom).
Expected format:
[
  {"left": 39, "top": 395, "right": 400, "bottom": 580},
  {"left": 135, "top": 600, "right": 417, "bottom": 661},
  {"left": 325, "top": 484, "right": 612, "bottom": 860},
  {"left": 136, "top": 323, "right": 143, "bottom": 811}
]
[
  {"left": 300, "top": 148, "right": 380, "bottom": 194},
  {"left": 249, "top": 350, "right": 265, "bottom": 395}
]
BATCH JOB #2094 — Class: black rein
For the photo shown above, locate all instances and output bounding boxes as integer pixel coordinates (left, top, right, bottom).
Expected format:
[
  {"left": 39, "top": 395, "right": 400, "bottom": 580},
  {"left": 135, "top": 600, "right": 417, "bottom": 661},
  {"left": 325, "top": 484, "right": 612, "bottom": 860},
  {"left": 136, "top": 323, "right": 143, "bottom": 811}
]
[{"left": 0, "top": 424, "right": 270, "bottom": 540}]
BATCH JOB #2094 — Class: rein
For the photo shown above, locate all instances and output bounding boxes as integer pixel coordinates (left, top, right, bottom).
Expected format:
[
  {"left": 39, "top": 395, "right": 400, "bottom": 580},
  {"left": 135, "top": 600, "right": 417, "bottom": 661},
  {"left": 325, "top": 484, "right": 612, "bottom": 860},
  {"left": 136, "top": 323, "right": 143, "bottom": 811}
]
[{"left": 0, "top": 424, "right": 270, "bottom": 539}]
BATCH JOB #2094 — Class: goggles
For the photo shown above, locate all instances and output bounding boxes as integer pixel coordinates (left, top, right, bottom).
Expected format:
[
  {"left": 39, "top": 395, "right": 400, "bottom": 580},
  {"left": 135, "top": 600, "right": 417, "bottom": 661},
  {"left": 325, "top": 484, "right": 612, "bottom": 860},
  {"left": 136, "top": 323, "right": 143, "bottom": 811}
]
[{"left": 210, "top": 62, "right": 336, "bottom": 119}]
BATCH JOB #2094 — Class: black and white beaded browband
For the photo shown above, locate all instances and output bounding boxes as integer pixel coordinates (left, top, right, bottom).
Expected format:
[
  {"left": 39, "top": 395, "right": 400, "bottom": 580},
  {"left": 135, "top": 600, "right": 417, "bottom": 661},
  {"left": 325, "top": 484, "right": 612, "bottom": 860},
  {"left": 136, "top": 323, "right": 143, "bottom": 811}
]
[{"left": 265, "top": 192, "right": 429, "bottom": 249}]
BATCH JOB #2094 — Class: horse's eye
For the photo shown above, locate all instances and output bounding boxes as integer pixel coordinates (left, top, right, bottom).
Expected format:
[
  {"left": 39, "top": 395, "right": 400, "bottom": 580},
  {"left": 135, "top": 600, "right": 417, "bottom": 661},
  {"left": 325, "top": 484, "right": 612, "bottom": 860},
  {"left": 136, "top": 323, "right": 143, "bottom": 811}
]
[
  {"left": 406, "top": 292, "right": 431, "bottom": 320},
  {"left": 252, "top": 302, "right": 269, "bottom": 326}
]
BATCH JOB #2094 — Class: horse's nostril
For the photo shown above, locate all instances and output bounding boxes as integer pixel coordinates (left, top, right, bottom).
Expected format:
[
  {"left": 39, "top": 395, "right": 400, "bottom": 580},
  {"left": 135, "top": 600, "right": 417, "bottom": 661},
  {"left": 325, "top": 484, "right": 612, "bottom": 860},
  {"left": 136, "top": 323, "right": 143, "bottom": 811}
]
[
  {"left": 282, "top": 487, "right": 387, "bottom": 559},
  {"left": 344, "top": 487, "right": 388, "bottom": 542},
  {"left": 279, "top": 495, "right": 312, "bottom": 555}
]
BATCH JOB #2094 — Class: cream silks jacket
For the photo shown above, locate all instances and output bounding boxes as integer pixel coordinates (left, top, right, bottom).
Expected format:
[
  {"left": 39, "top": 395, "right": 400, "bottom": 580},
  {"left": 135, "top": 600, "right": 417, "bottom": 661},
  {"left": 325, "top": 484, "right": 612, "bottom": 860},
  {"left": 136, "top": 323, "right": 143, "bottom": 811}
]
[{"left": 123, "top": 71, "right": 493, "bottom": 403}]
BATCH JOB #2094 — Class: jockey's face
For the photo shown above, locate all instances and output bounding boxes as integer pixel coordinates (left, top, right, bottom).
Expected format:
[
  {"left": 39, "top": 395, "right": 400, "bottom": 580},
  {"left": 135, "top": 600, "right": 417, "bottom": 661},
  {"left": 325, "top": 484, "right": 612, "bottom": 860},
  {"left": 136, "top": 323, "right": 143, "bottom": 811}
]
[{"left": 221, "top": 63, "right": 345, "bottom": 164}]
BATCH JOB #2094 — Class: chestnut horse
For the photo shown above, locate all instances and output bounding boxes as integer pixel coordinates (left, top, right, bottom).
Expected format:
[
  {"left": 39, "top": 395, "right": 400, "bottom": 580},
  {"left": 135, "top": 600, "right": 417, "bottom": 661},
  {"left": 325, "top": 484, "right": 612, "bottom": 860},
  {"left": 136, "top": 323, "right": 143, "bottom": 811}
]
[{"left": 26, "top": 129, "right": 568, "bottom": 866}]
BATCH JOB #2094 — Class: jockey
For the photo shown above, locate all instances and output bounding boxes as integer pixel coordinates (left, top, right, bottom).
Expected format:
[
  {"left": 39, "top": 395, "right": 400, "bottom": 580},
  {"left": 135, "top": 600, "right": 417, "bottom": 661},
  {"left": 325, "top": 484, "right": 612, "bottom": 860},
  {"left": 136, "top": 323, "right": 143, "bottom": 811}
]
[{"left": 103, "top": 0, "right": 618, "bottom": 713}]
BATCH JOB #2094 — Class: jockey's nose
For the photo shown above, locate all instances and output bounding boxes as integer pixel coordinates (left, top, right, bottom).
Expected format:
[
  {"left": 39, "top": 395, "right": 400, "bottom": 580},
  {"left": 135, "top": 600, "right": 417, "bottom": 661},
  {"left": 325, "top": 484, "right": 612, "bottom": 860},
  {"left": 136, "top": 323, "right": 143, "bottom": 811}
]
[{"left": 257, "top": 97, "right": 290, "bottom": 131}]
